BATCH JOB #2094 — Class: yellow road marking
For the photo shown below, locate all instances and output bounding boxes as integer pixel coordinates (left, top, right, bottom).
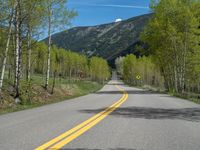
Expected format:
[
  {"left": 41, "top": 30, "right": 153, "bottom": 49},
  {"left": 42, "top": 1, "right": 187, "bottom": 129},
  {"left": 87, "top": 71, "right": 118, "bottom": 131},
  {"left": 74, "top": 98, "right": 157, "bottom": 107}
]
[
  {"left": 35, "top": 85, "right": 128, "bottom": 150},
  {"left": 50, "top": 92, "right": 128, "bottom": 149}
]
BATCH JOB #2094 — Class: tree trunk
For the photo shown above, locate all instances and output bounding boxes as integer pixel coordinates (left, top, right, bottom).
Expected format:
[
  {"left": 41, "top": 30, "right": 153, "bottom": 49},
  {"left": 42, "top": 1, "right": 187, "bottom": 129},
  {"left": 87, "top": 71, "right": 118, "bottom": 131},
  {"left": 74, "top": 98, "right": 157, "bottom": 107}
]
[
  {"left": 181, "top": 28, "right": 188, "bottom": 93},
  {"left": 69, "top": 68, "right": 72, "bottom": 82},
  {"left": 14, "top": 0, "right": 22, "bottom": 98},
  {"left": 172, "top": 37, "right": 179, "bottom": 93},
  {"left": 51, "top": 70, "right": 56, "bottom": 94},
  {"left": 45, "top": 6, "right": 52, "bottom": 90},
  {"left": 26, "top": 25, "right": 31, "bottom": 82},
  {"left": 11, "top": 28, "right": 16, "bottom": 84},
  {"left": 174, "top": 66, "right": 178, "bottom": 93},
  {"left": 0, "top": 3, "right": 16, "bottom": 91}
]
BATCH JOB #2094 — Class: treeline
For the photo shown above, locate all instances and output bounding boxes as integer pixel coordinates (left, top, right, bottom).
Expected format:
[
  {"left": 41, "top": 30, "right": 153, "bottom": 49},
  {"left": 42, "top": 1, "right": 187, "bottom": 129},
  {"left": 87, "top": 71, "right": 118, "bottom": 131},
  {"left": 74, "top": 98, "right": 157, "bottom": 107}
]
[
  {"left": 32, "top": 43, "right": 110, "bottom": 84},
  {"left": 116, "top": 0, "right": 200, "bottom": 94},
  {"left": 90, "top": 57, "right": 110, "bottom": 83},
  {"left": 0, "top": 0, "right": 110, "bottom": 99},
  {"left": 115, "top": 55, "right": 164, "bottom": 88}
]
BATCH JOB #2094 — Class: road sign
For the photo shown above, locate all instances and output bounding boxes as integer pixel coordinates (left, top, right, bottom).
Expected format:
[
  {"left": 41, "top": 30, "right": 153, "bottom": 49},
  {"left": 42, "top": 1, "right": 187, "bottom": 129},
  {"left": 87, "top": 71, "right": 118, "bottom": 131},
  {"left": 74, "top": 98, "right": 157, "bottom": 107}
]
[{"left": 136, "top": 75, "right": 141, "bottom": 80}]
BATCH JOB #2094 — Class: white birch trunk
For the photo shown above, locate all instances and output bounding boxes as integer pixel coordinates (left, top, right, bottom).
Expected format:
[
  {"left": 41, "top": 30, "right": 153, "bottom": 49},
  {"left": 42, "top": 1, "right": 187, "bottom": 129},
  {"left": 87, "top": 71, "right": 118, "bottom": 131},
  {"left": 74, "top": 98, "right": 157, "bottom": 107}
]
[
  {"left": 0, "top": 2, "right": 16, "bottom": 91},
  {"left": 15, "top": 2, "right": 20, "bottom": 89},
  {"left": 45, "top": 6, "right": 52, "bottom": 89},
  {"left": 14, "top": 0, "right": 22, "bottom": 98},
  {"left": 26, "top": 25, "right": 31, "bottom": 82}
]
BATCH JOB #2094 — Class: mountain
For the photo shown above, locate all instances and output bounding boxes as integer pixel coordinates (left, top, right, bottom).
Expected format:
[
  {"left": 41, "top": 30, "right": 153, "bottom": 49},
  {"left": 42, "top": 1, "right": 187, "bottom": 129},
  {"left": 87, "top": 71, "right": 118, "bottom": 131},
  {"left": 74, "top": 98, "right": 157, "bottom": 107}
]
[{"left": 43, "top": 13, "right": 152, "bottom": 65}]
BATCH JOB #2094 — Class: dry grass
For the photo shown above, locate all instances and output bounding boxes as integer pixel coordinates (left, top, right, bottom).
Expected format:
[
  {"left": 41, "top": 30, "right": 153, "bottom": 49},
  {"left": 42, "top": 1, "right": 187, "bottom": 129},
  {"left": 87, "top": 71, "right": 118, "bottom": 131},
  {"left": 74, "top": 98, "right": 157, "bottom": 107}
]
[{"left": 0, "top": 76, "right": 103, "bottom": 115}]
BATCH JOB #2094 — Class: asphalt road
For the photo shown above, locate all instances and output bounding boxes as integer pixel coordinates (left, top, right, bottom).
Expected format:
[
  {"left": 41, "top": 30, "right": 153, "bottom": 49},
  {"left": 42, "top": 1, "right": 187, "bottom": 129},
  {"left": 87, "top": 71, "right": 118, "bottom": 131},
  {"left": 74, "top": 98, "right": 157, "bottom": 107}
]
[{"left": 0, "top": 74, "right": 200, "bottom": 150}]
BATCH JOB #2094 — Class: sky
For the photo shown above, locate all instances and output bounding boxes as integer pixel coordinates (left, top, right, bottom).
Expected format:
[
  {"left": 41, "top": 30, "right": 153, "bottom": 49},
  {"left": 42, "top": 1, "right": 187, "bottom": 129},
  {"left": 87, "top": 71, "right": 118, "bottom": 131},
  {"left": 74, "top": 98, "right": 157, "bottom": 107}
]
[{"left": 67, "top": 0, "right": 151, "bottom": 27}]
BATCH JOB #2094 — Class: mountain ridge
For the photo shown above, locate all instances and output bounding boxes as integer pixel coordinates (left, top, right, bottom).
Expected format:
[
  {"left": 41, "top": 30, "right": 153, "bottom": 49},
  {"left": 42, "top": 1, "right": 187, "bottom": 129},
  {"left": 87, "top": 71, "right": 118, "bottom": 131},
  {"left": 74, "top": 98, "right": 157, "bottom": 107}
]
[{"left": 43, "top": 13, "right": 153, "bottom": 64}]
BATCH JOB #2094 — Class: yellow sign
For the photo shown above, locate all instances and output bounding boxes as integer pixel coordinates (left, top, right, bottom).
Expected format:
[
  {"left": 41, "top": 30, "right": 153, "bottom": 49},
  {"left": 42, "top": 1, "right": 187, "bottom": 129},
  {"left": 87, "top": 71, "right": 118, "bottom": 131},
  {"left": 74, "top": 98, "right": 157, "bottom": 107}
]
[{"left": 136, "top": 75, "right": 141, "bottom": 80}]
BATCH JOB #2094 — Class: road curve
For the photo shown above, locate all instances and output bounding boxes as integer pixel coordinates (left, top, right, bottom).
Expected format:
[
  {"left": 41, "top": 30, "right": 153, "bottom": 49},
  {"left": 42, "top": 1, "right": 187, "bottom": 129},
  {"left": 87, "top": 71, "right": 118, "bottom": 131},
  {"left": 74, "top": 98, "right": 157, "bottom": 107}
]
[{"left": 0, "top": 74, "right": 200, "bottom": 150}]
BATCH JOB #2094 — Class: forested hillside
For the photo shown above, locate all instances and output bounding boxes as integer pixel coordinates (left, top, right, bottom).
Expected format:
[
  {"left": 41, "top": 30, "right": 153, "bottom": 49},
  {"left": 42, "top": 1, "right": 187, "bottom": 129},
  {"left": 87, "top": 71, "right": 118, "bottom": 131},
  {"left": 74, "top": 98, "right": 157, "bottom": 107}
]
[
  {"left": 0, "top": 0, "right": 110, "bottom": 113},
  {"left": 116, "top": 0, "right": 200, "bottom": 101},
  {"left": 43, "top": 14, "right": 152, "bottom": 64}
]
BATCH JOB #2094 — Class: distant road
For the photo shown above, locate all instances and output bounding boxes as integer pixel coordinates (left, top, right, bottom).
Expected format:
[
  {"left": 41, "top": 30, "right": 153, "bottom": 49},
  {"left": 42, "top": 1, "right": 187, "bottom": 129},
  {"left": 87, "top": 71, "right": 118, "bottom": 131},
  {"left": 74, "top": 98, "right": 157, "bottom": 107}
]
[{"left": 0, "top": 73, "right": 200, "bottom": 150}]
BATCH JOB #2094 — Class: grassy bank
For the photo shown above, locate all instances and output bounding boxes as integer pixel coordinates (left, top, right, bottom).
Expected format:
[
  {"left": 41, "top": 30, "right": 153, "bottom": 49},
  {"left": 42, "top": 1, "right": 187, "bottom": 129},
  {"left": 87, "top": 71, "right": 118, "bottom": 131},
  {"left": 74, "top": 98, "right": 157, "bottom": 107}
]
[
  {"left": 123, "top": 81, "right": 200, "bottom": 104},
  {"left": 0, "top": 76, "right": 103, "bottom": 115},
  {"left": 139, "top": 85, "right": 200, "bottom": 104}
]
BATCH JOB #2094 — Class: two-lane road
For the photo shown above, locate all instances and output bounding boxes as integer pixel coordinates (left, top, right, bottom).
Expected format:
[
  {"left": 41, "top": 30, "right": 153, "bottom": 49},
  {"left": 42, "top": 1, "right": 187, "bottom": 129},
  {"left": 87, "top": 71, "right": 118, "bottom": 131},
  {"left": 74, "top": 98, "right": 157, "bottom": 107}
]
[{"left": 0, "top": 76, "right": 200, "bottom": 150}]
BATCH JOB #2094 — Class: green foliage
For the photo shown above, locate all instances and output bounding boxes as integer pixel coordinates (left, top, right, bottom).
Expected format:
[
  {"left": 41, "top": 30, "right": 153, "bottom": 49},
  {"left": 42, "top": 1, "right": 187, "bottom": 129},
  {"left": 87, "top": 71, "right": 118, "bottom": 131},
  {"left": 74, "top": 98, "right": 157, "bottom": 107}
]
[
  {"left": 29, "top": 42, "right": 110, "bottom": 84},
  {"left": 32, "top": 42, "right": 48, "bottom": 74},
  {"left": 115, "top": 56, "right": 124, "bottom": 75},
  {"left": 0, "top": 0, "right": 110, "bottom": 104},
  {"left": 117, "top": 55, "right": 163, "bottom": 87},
  {"left": 141, "top": 0, "right": 200, "bottom": 93},
  {"left": 90, "top": 57, "right": 111, "bottom": 83},
  {"left": 42, "top": 0, "right": 77, "bottom": 32}
]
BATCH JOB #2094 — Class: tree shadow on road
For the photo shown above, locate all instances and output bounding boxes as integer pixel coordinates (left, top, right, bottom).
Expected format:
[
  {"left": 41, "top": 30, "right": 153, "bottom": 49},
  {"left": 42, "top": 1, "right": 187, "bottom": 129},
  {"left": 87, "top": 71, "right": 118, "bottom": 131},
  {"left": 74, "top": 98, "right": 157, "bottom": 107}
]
[
  {"left": 95, "top": 90, "right": 159, "bottom": 95},
  {"left": 107, "top": 83, "right": 125, "bottom": 86},
  {"left": 79, "top": 107, "right": 200, "bottom": 122}
]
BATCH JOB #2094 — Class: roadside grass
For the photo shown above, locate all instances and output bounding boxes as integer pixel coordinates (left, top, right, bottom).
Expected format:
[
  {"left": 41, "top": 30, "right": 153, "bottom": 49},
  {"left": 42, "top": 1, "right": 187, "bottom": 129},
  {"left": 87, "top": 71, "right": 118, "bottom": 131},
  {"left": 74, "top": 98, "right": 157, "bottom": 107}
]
[
  {"left": 169, "top": 92, "right": 200, "bottom": 104},
  {"left": 125, "top": 82, "right": 200, "bottom": 104},
  {"left": 0, "top": 75, "right": 103, "bottom": 115}
]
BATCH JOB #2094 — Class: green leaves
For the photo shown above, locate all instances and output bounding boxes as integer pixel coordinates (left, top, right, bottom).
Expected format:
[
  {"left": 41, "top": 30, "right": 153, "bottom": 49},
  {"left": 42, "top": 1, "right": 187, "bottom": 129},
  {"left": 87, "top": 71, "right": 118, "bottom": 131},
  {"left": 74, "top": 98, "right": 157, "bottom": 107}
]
[
  {"left": 90, "top": 57, "right": 110, "bottom": 83},
  {"left": 41, "top": 0, "right": 77, "bottom": 32},
  {"left": 31, "top": 43, "right": 110, "bottom": 83},
  {"left": 116, "top": 55, "right": 163, "bottom": 87},
  {"left": 140, "top": 0, "right": 200, "bottom": 93}
]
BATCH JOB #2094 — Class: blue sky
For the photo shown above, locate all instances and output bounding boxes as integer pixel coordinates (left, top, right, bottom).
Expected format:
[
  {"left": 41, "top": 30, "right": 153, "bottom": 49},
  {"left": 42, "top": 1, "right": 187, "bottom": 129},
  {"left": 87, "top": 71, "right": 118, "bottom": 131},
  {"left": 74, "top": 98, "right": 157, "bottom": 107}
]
[{"left": 67, "top": 0, "right": 151, "bottom": 27}]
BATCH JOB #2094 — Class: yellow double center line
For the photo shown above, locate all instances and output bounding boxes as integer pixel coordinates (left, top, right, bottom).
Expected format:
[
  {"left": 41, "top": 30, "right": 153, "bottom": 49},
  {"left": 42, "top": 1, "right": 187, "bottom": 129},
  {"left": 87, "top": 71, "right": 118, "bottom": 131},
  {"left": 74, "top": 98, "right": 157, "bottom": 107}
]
[{"left": 35, "top": 85, "right": 128, "bottom": 150}]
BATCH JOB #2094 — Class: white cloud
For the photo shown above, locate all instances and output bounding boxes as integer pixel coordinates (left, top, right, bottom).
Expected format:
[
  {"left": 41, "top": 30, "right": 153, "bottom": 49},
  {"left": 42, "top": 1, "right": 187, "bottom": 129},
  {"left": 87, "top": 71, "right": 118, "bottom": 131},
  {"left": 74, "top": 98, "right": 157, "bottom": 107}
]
[{"left": 115, "top": 18, "right": 122, "bottom": 22}]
